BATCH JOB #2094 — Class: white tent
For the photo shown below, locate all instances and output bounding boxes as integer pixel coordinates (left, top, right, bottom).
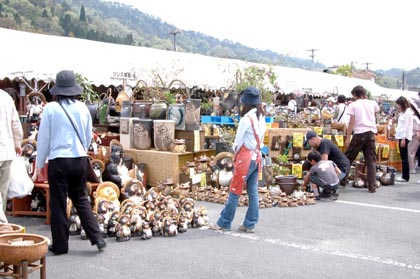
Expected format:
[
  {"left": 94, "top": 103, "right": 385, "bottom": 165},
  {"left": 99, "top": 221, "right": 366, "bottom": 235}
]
[{"left": 0, "top": 28, "right": 417, "bottom": 100}]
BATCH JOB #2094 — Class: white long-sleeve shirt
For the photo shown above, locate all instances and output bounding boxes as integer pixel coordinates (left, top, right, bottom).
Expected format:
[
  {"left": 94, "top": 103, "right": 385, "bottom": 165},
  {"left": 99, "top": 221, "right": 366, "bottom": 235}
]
[
  {"left": 232, "top": 108, "right": 266, "bottom": 160},
  {"left": 0, "top": 89, "right": 23, "bottom": 161},
  {"left": 395, "top": 108, "right": 413, "bottom": 140}
]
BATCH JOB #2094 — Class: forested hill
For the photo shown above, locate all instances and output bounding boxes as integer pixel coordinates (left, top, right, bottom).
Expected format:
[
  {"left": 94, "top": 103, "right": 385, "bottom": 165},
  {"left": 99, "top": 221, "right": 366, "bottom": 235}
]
[{"left": 1, "top": 0, "right": 419, "bottom": 90}]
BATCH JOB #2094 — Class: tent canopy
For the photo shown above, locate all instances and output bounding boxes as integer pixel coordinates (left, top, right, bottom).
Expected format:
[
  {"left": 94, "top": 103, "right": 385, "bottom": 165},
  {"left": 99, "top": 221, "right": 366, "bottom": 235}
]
[{"left": 0, "top": 28, "right": 417, "bottom": 100}]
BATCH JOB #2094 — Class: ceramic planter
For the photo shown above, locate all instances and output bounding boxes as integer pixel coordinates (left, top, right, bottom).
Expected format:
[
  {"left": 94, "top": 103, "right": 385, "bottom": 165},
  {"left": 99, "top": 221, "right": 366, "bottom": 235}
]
[
  {"left": 168, "top": 103, "right": 186, "bottom": 130},
  {"left": 132, "top": 119, "right": 153, "bottom": 150},
  {"left": 153, "top": 120, "right": 175, "bottom": 151}
]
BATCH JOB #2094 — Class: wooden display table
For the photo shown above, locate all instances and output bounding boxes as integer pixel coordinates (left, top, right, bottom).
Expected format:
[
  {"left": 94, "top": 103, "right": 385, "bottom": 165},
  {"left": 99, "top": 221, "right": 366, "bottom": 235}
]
[{"left": 10, "top": 182, "right": 99, "bottom": 225}]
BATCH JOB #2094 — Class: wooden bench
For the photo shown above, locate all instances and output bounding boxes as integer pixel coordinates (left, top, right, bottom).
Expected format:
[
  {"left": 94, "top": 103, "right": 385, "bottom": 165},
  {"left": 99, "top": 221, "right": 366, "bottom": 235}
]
[{"left": 11, "top": 182, "right": 99, "bottom": 225}]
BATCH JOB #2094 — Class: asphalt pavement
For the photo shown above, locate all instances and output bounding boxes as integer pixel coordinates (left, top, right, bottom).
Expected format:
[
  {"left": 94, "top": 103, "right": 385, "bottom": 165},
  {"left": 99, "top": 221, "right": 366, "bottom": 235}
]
[{"left": 3, "top": 171, "right": 420, "bottom": 279}]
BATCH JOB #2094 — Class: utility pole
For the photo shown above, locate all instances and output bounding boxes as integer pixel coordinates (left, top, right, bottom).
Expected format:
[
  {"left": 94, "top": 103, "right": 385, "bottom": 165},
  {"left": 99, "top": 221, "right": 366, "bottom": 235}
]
[
  {"left": 364, "top": 62, "right": 372, "bottom": 71},
  {"left": 169, "top": 29, "right": 181, "bottom": 51},
  {"left": 402, "top": 71, "right": 405, "bottom": 90},
  {"left": 351, "top": 61, "right": 358, "bottom": 71},
  {"left": 306, "top": 48, "right": 319, "bottom": 71}
]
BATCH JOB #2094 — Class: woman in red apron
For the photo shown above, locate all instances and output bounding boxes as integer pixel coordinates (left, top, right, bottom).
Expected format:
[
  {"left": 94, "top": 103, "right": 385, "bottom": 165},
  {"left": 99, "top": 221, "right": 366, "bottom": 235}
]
[{"left": 210, "top": 86, "right": 266, "bottom": 233}]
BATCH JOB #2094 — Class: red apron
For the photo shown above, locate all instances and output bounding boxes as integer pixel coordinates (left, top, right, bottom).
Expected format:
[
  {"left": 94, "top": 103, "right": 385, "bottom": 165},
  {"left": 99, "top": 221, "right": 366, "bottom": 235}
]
[{"left": 229, "top": 116, "right": 262, "bottom": 195}]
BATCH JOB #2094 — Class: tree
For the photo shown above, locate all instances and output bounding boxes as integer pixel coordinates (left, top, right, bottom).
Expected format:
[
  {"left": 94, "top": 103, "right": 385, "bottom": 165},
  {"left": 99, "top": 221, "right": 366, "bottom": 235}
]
[
  {"left": 42, "top": 9, "right": 48, "bottom": 18},
  {"left": 60, "top": 14, "right": 73, "bottom": 36},
  {"left": 334, "top": 65, "right": 352, "bottom": 77},
  {"left": 79, "top": 5, "right": 87, "bottom": 22},
  {"left": 13, "top": 13, "right": 21, "bottom": 25},
  {"left": 50, "top": 6, "right": 55, "bottom": 17}
]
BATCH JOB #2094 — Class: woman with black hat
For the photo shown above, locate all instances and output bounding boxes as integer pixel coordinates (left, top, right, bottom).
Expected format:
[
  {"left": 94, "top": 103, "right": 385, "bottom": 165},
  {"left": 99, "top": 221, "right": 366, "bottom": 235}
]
[
  {"left": 36, "top": 70, "right": 106, "bottom": 255},
  {"left": 209, "top": 86, "right": 266, "bottom": 233}
]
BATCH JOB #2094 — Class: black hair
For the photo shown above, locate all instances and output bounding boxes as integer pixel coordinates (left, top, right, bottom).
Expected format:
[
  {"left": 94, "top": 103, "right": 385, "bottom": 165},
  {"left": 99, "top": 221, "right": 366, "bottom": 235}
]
[
  {"left": 240, "top": 104, "right": 265, "bottom": 119},
  {"left": 337, "top": 95, "right": 346, "bottom": 103},
  {"left": 410, "top": 103, "right": 420, "bottom": 119},
  {"left": 395, "top": 96, "right": 410, "bottom": 112},
  {"left": 351, "top": 86, "right": 367, "bottom": 98},
  {"left": 307, "top": 150, "right": 322, "bottom": 163},
  {"left": 56, "top": 95, "right": 77, "bottom": 105}
]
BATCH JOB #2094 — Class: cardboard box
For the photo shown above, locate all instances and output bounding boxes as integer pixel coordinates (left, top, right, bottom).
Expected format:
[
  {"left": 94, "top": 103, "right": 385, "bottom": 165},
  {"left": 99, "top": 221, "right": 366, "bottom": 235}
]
[{"left": 175, "top": 130, "right": 205, "bottom": 152}]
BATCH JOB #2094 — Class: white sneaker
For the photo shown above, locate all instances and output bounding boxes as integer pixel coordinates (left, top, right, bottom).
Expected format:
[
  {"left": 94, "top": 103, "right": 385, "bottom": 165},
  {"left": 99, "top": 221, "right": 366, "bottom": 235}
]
[
  {"left": 396, "top": 176, "right": 408, "bottom": 182},
  {"left": 410, "top": 169, "right": 416, "bottom": 174}
]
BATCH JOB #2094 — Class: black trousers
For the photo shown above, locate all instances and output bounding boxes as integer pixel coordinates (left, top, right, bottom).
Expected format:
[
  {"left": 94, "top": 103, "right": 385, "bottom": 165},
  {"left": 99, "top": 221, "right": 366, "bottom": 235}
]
[
  {"left": 48, "top": 157, "right": 102, "bottom": 253},
  {"left": 398, "top": 138, "right": 410, "bottom": 181},
  {"left": 345, "top": 131, "right": 377, "bottom": 189}
]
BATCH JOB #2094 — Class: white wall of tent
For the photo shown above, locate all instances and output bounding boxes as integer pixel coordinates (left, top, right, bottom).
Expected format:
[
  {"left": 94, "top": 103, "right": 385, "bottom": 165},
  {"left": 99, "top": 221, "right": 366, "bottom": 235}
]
[{"left": 0, "top": 27, "right": 417, "bottom": 102}]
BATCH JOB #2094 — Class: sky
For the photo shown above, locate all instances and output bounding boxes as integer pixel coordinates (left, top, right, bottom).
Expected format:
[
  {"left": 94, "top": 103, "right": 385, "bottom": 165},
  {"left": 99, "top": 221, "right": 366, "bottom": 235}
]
[{"left": 107, "top": 0, "right": 419, "bottom": 71}]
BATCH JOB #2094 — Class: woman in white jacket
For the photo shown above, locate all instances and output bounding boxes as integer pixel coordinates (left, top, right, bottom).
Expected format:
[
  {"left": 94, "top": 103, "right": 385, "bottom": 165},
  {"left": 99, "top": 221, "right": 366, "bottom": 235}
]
[{"left": 407, "top": 102, "right": 420, "bottom": 173}]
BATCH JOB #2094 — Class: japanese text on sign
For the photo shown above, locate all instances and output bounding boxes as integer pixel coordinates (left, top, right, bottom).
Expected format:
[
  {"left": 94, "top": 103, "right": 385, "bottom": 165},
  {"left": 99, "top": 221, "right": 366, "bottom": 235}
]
[{"left": 111, "top": 71, "right": 136, "bottom": 80}]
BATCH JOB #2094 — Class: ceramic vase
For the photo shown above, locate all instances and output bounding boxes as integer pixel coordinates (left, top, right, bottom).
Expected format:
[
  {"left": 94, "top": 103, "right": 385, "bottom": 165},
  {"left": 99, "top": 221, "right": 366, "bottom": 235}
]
[
  {"left": 168, "top": 103, "right": 186, "bottom": 130},
  {"left": 149, "top": 102, "right": 167, "bottom": 120},
  {"left": 153, "top": 120, "right": 175, "bottom": 151},
  {"left": 132, "top": 101, "right": 151, "bottom": 118},
  {"left": 120, "top": 100, "right": 132, "bottom": 117},
  {"left": 132, "top": 119, "right": 153, "bottom": 150},
  {"left": 184, "top": 99, "right": 201, "bottom": 130}
]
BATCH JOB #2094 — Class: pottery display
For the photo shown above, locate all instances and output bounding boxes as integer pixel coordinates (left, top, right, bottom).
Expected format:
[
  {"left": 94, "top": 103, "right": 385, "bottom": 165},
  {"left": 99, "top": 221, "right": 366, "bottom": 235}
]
[
  {"left": 153, "top": 120, "right": 175, "bottom": 151},
  {"left": 120, "top": 100, "right": 132, "bottom": 117},
  {"left": 132, "top": 119, "right": 153, "bottom": 150}
]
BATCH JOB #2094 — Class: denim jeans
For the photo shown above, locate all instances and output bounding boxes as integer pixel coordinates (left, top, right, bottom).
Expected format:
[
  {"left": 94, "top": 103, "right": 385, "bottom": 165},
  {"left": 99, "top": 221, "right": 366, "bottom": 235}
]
[{"left": 217, "top": 160, "right": 259, "bottom": 230}]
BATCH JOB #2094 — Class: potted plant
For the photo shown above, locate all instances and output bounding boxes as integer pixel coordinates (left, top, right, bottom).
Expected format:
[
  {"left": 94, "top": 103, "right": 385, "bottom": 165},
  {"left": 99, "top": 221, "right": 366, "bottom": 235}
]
[{"left": 75, "top": 73, "right": 100, "bottom": 123}]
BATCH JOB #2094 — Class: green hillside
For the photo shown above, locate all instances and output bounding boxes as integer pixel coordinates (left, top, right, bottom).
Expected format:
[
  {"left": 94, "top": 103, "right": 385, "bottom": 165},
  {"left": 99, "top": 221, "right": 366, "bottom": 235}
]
[{"left": 1, "top": 0, "right": 419, "bottom": 90}]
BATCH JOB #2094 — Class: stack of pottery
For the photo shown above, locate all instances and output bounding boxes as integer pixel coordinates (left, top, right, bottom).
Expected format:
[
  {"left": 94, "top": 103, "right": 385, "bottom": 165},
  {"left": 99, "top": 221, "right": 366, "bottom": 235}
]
[{"left": 274, "top": 175, "right": 298, "bottom": 195}]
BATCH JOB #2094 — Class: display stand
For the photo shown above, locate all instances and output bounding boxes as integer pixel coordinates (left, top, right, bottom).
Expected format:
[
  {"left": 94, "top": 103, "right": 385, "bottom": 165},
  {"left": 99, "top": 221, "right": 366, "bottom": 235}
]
[{"left": 9, "top": 183, "right": 99, "bottom": 225}]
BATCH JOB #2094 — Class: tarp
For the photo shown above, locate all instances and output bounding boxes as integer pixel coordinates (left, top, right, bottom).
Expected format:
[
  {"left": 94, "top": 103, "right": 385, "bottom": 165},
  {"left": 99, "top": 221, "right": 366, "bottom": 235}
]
[{"left": 0, "top": 28, "right": 417, "bottom": 100}]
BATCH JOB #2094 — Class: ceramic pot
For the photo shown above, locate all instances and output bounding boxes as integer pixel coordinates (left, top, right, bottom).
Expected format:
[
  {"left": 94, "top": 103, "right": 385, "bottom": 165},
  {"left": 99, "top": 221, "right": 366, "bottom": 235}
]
[
  {"left": 85, "top": 101, "right": 99, "bottom": 124},
  {"left": 132, "top": 119, "right": 153, "bottom": 150},
  {"left": 185, "top": 99, "right": 201, "bottom": 130},
  {"left": 153, "top": 120, "right": 175, "bottom": 151},
  {"left": 120, "top": 100, "right": 132, "bottom": 117},
  {"left": 132, "top": 101, "right": 151, "bottom": 118},
  {"left": 168, "top": 103, "right": 186, "bottom": 130},
  {"left": 150, "top": 102, "right": 167, "bottom": 120}
]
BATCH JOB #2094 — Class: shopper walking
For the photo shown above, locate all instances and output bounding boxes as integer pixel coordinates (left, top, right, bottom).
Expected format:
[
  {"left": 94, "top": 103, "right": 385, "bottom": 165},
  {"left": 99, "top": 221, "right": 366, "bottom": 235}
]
[
  {"left": 36, "top": 70, "right": 106, "bottom": 255},
  {"left": 394, "top": 96, "right": 414, "bottom": 182},
  {"left": 344, "top": 85, "right": 379, "bottom": 193},
  {"left": 0, "top": 89, "right": 23, "bottom": 221},
  {"left": 407, "top": 102, "right": 420, "bottom": 174},
  {"left": 210, "top": 86, "right": 266, "bottom": 233}
]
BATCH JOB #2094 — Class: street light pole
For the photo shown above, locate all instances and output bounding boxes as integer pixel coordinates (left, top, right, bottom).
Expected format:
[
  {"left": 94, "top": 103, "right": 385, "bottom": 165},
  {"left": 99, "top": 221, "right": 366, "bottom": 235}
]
[{"left": 169, "top": 29, "right": 181, "bottom": 51}]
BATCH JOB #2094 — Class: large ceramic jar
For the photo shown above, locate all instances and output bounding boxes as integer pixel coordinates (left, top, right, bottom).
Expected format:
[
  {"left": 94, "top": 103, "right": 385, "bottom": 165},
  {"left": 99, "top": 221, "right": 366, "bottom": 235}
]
[
  {"left": 132, "top": 101, "right": 151, "bottom": 118},
  {"left": 149, "top": 102, "right": 167, "bottom": 120},
  {"left": 153, "top": 120, "right": 175, "bottom": 151},
  {"left": 132, "top": 119, "right": 153, "bottom": 150},
  {"left": 168, "top": 103, "right": 186, "bottom": 130},
  {"left": 185, "top": 99, "right": 201, "bottom": 130}
]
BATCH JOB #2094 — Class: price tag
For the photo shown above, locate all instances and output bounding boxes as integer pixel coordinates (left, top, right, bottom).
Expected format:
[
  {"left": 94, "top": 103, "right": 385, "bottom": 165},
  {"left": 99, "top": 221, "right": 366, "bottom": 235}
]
[
  {"left": 201, "top": 172, "right": 207, "bottom": 187},
  {"left": 292, "top": 164, "right": 303, "bottom": 179},
  {"left": 382, "top": 144, "right": 390, "bottom": 159},
  {"left": 334, "top": 135, "right": 344, "bottom": 147},
  {"left": 192, "top": 173, "right": 202, "bottom": 184},
  {"left": 293, "top": 133, "right": 304, "bottom": 147},
  {"left": 314, "top": 127, "right": 323, "bottom": 135},
  {"left": 323, "top": 134, "right": 331, "bottom": 140}
]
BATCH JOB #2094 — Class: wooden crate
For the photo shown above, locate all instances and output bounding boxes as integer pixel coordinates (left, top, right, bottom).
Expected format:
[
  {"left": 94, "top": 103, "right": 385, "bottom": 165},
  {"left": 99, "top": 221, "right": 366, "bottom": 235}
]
[
  {"left": 123, "top": 148, "right": 194, "bottom": 187},
  {"left": 175, "top": 130, "right": 205, "bottom": 152}
]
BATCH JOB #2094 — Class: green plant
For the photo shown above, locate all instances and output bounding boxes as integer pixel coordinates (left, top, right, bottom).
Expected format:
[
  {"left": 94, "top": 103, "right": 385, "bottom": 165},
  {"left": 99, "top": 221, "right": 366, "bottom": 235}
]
[
  {"left": 277, "top": 154, "right": 289, "bottom": 164},
  {"left": 75, "top": 73, "right": 100, "bottom": 103},
  {"left": 235, "top": 65, "right": 278, "bottom": 104}
]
